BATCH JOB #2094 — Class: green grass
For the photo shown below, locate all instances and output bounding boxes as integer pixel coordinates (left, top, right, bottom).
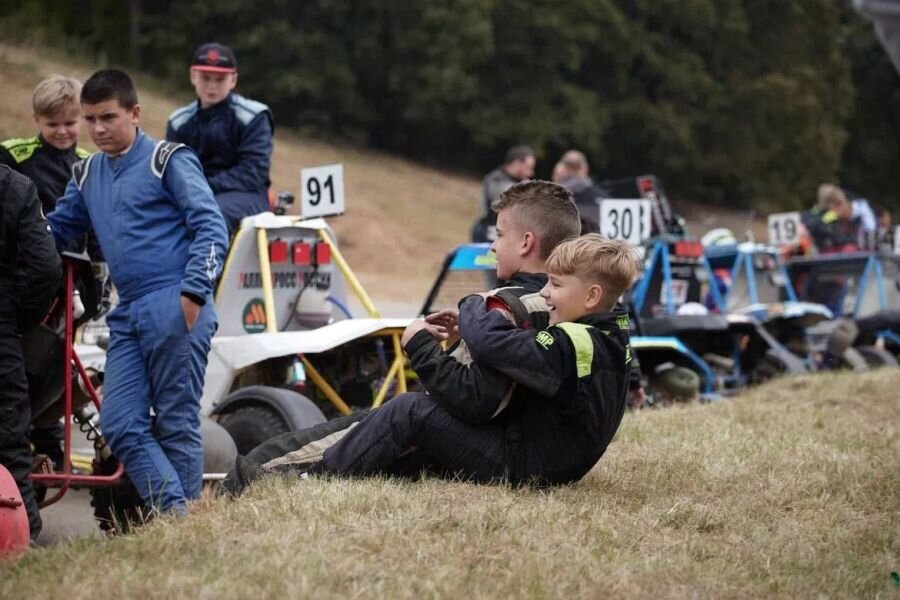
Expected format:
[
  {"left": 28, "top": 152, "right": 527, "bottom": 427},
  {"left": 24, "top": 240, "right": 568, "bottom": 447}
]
[{"left": 3, "top": 369, "right": 898, "bottom": 598}]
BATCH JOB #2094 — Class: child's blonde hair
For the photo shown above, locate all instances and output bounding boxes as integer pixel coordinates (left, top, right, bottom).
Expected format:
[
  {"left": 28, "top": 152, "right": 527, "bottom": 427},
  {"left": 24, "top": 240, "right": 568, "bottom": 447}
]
[
  {"left": 32, "top": 75, "right": 82, "bottom": 117},
  {"left": 545, "top": 233, "right": 639, "bottom": 310}
]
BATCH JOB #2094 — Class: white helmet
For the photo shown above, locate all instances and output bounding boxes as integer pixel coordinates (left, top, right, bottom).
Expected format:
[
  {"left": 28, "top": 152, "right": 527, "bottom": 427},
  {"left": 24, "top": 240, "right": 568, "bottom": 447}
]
[{"left": 701, "top": 227, "right": 737, "bottom": 247}]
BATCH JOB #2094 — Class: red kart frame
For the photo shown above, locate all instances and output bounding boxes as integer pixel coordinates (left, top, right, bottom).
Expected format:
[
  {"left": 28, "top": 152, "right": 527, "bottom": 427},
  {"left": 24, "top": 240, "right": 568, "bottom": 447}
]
[{"left": 29, "top": 257, "right": 123, "bottom": 508}]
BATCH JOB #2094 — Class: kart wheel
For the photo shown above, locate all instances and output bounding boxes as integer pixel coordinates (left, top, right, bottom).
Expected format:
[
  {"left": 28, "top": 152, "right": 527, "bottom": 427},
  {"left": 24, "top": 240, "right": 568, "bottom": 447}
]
[
  {"left": 855, "top": 345, "right": 899, "bottom": 368},
  {"left": 218, "top": 405, "right": 292, "bottom": 456},
  {"left": 90, "top": 456, "right": 149, "bottom": 534},
  {"left": 750, "top": 349, "right": 805, "bottom": 384},
  {"left": 215, "top": 387, "right": 327, "bottom": 455},
  {"left": 750, "top": 355, "right": 783, "bottom": 384}
]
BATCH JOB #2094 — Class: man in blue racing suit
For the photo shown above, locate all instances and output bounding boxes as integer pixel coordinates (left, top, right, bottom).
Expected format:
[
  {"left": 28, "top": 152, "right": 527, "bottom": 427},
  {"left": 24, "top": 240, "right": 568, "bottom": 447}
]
[{"left": 48, "top": 69, "right": 229, "bottom": 515}]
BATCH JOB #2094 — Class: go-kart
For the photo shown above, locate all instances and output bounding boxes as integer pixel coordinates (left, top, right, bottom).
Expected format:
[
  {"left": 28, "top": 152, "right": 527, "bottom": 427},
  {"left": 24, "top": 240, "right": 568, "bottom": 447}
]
[
  {"left": 786, "top": 250, "right": 900, "bottom": 364},
  {"left": 631, "top": 237, "right": 808, "bottom": 392},
  {"left": 74, "top": 190, "right": 417, "bottom": 458}
]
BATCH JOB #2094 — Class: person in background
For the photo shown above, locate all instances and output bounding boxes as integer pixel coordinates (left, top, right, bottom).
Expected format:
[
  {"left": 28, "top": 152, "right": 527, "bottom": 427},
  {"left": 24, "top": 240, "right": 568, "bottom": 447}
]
[
  {"left": 472, "top": 145, "right": 535, "bottom": 242},
  {"left": 551, "top": 150, "right": 607, "bottom": 233}
]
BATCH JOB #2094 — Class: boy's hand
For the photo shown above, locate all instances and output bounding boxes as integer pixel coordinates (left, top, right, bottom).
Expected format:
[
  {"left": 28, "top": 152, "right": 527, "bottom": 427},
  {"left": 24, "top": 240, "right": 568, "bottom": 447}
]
[
  {"left": 181, "top": 295, "right": 201, "bottom": 331},
  {"left": 425, "top": 309, "right": 459, "bottom": 345},
  {"left": 402, "top": 318, "right": 448, "bottom": 347}
]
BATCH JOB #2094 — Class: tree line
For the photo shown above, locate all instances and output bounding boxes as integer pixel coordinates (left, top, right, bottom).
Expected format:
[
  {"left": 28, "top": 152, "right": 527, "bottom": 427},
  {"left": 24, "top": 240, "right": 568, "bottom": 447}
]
[{"left": 2, "top": 0, "right": 897, "bottom": 212}]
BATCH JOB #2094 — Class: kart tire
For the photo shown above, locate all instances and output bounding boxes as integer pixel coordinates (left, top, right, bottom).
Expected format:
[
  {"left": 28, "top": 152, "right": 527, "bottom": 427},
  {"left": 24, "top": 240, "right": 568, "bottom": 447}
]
[
  {"left": 218, "top": 405, "right": 288, "bottom": 456},
  {"left": 855, "top": 345, "right": 899, "bottom": 368},
  {"left": 216, "top": 388, "right": 327, "bottom": 455},
  {"left": 90, "top": 456, "right": 149, "bottom": 534}
]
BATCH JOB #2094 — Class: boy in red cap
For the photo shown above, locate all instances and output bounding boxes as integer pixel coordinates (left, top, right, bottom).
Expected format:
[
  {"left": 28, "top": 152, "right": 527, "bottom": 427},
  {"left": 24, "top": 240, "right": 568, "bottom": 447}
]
[{"left": 166, "top": 43, "right": 274, "bottom": 235}]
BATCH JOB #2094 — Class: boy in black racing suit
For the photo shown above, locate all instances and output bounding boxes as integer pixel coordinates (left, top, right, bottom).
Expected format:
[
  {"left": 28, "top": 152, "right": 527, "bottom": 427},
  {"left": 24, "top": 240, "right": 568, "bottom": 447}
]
[{"left": 224, "top": 181, "right": 583, "bottom": 491}]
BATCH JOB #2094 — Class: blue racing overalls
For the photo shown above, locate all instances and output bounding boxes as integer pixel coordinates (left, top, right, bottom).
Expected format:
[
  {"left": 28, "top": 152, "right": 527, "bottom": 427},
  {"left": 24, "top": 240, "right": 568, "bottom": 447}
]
[{"left": 48, "top": 131, "right": 228, "bottom": 513}]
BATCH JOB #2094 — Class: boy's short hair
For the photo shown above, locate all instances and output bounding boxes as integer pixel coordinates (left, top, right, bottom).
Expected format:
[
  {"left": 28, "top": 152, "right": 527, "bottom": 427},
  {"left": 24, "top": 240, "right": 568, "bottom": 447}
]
[
  {"left": 504, "top": 145, "right": 534, "bottom": 165},
  {"left": 817, "top": 183, "right": 844, "bottom": 208},
  {"left": 546, "top": 233, "right": 640, "bottom": 310},
  {"left": 32, "top": 75, "right": 82, "bottom": 117},
  {"left": 492, "top": 180, "right": 581, "bottom": 259},
  {"left": 81, "top": 69, "right": 139, "bottom": 109},
  {"left": 561, "top": 150, "right": 588, "bottom": 173}
]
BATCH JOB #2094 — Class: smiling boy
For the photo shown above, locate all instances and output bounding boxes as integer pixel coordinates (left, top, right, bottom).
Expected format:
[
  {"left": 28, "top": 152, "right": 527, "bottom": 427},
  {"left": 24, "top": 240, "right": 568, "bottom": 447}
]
[
  {"left": 0, "top": 76, "right": 90, "bottom": 215},
  {"left": 455, "top": 233, "right": 639, "bottom": 482},
  {"left": 166, "top": 43, "right": 274, "bottom": 235}
]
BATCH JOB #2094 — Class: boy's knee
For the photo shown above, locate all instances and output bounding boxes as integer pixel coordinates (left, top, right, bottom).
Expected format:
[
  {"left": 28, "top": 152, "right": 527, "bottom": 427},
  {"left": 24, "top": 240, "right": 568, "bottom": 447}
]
[
  {"left": 155, "top": 412, "right": 201, "bottom": 443},
  {"left": 383, "top": 392, "right": 431, "bottom": 416},
  {"left": 100, "top": 410, "right": 136, "bottom": 453}
]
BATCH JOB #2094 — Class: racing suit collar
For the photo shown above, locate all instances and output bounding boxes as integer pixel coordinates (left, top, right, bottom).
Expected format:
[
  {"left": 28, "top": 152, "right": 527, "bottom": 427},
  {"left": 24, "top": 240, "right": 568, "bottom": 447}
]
[
  {"left": 106, "top": 129, "right": 146, "bottom": 167},
  {"left": 196, "top": 93, "right": 233, "bottom": 119},
  {"left": 576, "top": 304, "right": 630, "bottom": 329},
  {"left": 501, "top": 271, "right": 548, "bottom": 290}
]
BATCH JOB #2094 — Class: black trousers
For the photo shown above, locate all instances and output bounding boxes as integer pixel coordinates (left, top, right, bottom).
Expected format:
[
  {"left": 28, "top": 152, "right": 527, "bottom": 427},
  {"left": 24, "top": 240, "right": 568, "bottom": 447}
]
[
  {"left": 315, "top": 392, "right": 515, "bottom": 483},
  {"left": 0, "top": 330, "right": 41, "bottom": 539}
]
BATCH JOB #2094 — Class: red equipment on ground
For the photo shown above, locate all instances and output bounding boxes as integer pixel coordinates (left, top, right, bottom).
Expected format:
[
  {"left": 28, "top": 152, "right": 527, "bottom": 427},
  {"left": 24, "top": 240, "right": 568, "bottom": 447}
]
[{"left": 0, "top": 464, "right": 30, "bottom": 557}]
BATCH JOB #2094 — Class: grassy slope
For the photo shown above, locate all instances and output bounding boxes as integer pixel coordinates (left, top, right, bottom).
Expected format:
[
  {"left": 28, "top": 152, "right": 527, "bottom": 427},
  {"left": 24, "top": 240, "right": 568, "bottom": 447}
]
[
  {"left": 2, "top": 369, "right": 898, "bottom": 598},
  {"left": 0, "top": 43, "right": 480, "bottom": 311}
]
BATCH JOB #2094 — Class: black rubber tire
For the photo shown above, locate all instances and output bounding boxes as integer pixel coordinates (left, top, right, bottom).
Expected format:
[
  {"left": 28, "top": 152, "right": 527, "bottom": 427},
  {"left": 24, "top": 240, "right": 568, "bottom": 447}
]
[
  {"left": 750, "top": 355, "right": 783, "bottom": 385},
  {"left": 89, "top": 456, "right": 149, "bottom": 534},
  {"left": 218, "top": 405, "right": 291, "bottom": 456},
  {"left": 855, "top": 345, "right": 899, "bottom": 368}
]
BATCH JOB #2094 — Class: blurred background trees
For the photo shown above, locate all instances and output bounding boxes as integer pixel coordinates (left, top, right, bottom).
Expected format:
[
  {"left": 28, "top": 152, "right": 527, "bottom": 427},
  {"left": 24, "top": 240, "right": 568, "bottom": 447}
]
[{"left": 1, "top": 0, "right": 896, "bottom": 211}]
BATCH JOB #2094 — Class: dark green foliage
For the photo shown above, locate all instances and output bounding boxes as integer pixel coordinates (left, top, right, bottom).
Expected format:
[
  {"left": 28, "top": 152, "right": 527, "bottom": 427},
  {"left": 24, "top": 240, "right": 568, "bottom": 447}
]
[{"left": 1, "top": 0, "right": 896, "bottom": 212}]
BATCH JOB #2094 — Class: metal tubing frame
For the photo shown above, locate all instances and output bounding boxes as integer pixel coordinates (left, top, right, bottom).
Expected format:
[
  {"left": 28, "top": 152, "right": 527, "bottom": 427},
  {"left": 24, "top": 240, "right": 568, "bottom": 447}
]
[
  {"left": 31, "top": 260, "right": 124, "bottom": 509},
  {"left": 256, "top": 228, "right": 279, "bottom": 333},
  {"left": 702, "top": 253, "right": 725, "bottom": 312},
  {"left": 372, "top": 354, "right": 404, "bottom": 408},
  {"left": 660, "top": 243, "right": 674, "bottom": 314},
  {"left": 300, "top": 355, "right": 353, "bottom": 416},
  {"left": 632, "top": 242, "right": 661, "bottom": 315},
  {"left": 318, "top": 228, "right": 381, "bottom": 318}
]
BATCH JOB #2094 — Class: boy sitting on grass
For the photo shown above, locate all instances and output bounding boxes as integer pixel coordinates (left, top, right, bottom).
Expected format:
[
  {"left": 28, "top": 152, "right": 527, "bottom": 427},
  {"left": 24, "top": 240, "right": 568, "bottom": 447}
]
[
  {"left": 231, "top": 230, "right": 637, "bottom": 489},
  {"left": 454, "top": 233, "right": 639, "bottom": 483},
  {"left": 225, "top": 180, "right": 584, "bottom": 492}
]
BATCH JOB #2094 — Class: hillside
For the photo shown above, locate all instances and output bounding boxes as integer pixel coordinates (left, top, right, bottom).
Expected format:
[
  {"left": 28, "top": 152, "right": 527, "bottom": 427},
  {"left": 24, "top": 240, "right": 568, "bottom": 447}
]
[
  {"left": 0, "top": 42, "right": 767, "bottom": 315},
  {"left": 2, "top": 369, "right": 898, "bottom": 597},
  {"left": 0, "top": 43, "right": 480, "bottom": 314}
]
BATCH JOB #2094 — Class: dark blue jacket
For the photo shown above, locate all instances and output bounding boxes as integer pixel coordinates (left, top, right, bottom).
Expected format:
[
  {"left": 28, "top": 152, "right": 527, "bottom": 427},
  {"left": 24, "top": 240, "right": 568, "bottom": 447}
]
[
  {"left": 48, "top": 131, "right": 228, "bottom": 304},
  {"left": 166, "top": 93, "right": 273, "bottom": 196}
]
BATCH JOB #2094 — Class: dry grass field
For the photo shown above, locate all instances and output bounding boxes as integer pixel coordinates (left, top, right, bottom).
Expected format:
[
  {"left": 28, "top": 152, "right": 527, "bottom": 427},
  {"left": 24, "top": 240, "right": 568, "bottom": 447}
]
[{"left": 2, "top": 369, "right": 897, "bottom": 598}]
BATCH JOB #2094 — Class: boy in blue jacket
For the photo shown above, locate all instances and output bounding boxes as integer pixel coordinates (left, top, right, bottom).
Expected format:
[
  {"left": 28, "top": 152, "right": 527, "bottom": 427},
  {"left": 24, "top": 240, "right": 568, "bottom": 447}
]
[
  {"left": 166, "top": 43, "right": 274, "bottom": 236},
  {"left": 48, "top": 69, "right": 229, "bottom": 514}
]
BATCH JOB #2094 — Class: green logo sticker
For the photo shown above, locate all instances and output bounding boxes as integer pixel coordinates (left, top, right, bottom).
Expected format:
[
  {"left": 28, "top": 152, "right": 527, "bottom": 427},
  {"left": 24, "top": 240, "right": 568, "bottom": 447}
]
[
  {"left": 535, "top": 331, "right": 555, "bottom": 349},
  {"left": 474, "top": 253, "right": 497, "bottom": 266},
  {"left": 243, "top": 298, "right": 268, "bottom": 334}
]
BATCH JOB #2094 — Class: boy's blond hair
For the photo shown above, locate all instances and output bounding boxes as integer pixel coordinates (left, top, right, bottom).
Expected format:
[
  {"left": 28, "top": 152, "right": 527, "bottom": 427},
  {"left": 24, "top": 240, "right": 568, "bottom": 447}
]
[
  {"left": 32, "top": 75, "right": 82, "bottom": 117},
  {"left": 546, "top": 234, "right": 639, "bottom": 311},
  {"left": 816, "top": 183, "right": 844, "bottom": 209},
  {"left": 492, "top": 180, "right": 581, "bottom": 259}
]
